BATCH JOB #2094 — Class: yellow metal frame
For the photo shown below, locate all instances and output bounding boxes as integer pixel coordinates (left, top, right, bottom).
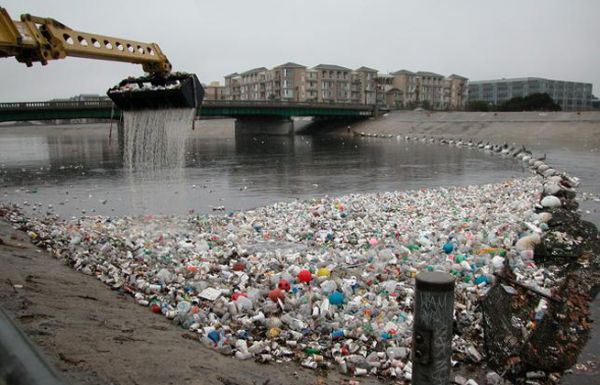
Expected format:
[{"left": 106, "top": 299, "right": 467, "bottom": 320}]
[
  {"left": 0, "top": 7, "right": 22, "bottom": 57},
  {"left": 0, "top": 7, "right": 171, "bottom": 74}
]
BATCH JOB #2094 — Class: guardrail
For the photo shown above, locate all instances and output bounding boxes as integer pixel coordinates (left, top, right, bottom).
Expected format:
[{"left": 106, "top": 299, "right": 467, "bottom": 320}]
[
  {"left": 202, "top": 100, "right": 375, "bottom": 110},
  {"left": 0, "top": 99, "right": 378, "bottom": 121},
  {"left": 0, "top": 100, "right": 114, "bottom": 110},
  {"left": 0, "top": 100, "right": 375, "bottom": 111}
]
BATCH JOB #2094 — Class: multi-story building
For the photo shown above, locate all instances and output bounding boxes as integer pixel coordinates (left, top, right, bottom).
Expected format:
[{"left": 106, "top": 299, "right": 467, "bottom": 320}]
[
  {"left": 222, "top": 63, "right": 467, "bottom": 109},
  {"left": 239, "top": 67, "right": 268, "bottom": 101},
  {"left": 445, "top": 74, "right": 468, "bottom": 111},
  {"left": 386, "top": 70, "right": 467, "bottom": 110},
  {"left": 224, "top": 73, "right": 241, "bottom": 100},
  {"left": 312, "top": 64, "right": 352, "bottom": 103},
  {"left": 415, "top": 71, "right": 446, "bottom": 109},
  {"left": 468, "top": 77, "right": 593, "bottom": 111},
  {"left": 353, "top": 67, "right": 377, "bottom": 105},
  {"left": 305, "top": 68, "right": 319, "bottom": 102},
  {"left": 375, "top": 73, "right": 404, "bottom": 108},
  {"left": 390, "top": 70, "right": 418, "bottom": 106},
  {"left": 203, "top": 81, "right": 225, "bottom": 101},
  {"left": 266, "top": 62, "right": 307, "bottom": 101}
]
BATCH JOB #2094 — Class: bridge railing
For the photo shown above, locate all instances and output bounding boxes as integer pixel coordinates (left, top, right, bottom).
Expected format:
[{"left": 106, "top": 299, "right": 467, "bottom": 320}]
[
  {"left": 201, "top": 100, "right": 375, "bottom": 110},
  {"left": 0, "top": 100, "right": 115, "bottom": 110},
  {"left": 0, "top": 99, "right": 376, "bottom": 111}
]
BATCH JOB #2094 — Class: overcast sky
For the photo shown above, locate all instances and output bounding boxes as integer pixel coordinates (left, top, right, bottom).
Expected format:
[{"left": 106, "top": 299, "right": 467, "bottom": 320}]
[{"left": 2, "top": 0, "right": 599, "bottom": 101}]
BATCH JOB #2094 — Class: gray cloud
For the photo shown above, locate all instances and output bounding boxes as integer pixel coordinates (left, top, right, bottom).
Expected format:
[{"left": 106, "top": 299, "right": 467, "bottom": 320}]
[{"left": 2, "top": 0, "right": 599, "bottom": 101}]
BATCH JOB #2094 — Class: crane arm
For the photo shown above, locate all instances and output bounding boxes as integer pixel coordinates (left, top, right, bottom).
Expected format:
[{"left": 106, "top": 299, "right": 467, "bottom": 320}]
[
  {"left": 0, "top": 7, "right": 172, "bottom": 75},
  {"left": 0, "top": 7, "right": 204, "bottom": 111}
]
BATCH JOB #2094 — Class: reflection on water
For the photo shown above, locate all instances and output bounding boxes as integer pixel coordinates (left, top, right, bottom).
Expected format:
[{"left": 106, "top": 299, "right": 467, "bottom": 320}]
[
  {"left": 0, "top": 136, "right": 49, "bottom": 164},
  {"left": 0, "top": 123, "right": 528, "bottom": 217}
]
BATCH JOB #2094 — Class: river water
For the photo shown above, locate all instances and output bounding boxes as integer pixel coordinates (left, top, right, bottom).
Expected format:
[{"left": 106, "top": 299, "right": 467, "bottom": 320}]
[
  {"left": 0, "top": 123, "right": 530, "bottom": 217},
  {"left": 0, "top": 122, "right": 598, "bottom": 383}
]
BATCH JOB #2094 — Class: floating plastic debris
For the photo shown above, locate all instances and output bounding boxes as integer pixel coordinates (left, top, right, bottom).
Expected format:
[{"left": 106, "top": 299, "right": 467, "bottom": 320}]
[{"left": 1, "top": 131, "right": 595, "bottom": 384}]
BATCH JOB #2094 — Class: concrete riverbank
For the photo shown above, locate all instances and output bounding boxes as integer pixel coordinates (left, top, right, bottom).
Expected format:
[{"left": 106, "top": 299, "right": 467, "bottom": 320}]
[{"left": 343, "top": 110, "right": 600, "bottom": 149}]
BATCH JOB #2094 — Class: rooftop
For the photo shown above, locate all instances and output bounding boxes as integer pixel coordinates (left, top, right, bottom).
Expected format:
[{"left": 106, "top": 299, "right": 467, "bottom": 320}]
[
  {"left": 312, "top": 64, "right": 352, "bottom": 71},
  {"left": 416, "top": 71, "right": 444, "bottom": 78},
  {"left": 356, "top": 66, "right": 378, "bottom": 73},
  {"left": 240, "top": 67, "right": 268, "bottom": 76},
  {"left": 390, "top": 69, "right": 415, "bottom": 76},
  {"left": 274, "top": 62, "right": 306, "bottom": 69}
]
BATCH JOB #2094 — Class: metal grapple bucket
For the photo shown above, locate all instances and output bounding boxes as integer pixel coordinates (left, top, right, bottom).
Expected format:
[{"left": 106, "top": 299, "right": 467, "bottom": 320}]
[{"left": 107, "top": 73, "right": 204, "bottom": 111}]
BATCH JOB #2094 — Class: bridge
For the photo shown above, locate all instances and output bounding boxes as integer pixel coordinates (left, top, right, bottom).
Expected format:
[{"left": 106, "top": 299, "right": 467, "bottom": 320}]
[{"left": 0, "top": 100, "right": 377, "bottom": 134}]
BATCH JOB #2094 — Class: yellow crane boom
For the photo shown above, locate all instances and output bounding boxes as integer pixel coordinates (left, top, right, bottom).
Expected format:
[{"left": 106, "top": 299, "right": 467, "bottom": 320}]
[
  {"left": 0, "top": 7, "right": 172, "bottom": 74},
  {"left": 0, "top": 7, "right": 204, "bottom": 111}
]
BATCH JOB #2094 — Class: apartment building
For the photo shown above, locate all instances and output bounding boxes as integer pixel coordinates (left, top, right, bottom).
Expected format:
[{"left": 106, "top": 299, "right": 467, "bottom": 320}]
[
  {"left": 266, "top": 62, "right": 306, "bottom": 101},
  {"left": 468, "top": 77, "right": 593, "bottom": 111},
  {"left": 312, "top": 64, "right": 353, "bottom": 103},
  {"left": 203, "top": 81, "right": 225, "bottom": 101},
  {"left": 305, "top": 68, "right": 319, "bottom": 101},
  {"left": 224, "top": 73, "right": 241, "bottom": 100},
  {"left": 353, "top": 67, "right": 377, "bottom": 105},
  {"left": 386, "top": 70, "right": 467, "bottom": 110},
  {"left": 225, "top": 63, "right": 357, "bottom": 103},
  {"left": 416, "top": 71, "right": 446, "bottom": 109},
  {"left": 222, "top": 63, "right": 467, "bottom": 109},
  {"left": 375, "top": 73, "right": 404, "bottom": 108},
  {"left": 446, "top": 74, "right": 468, "bottom": 111},
  {"left": 390, "top": 70, "right": 418, "bottom": 106},
  {"left": 239, "top": 67, "right": 268, "bottom": 101}
]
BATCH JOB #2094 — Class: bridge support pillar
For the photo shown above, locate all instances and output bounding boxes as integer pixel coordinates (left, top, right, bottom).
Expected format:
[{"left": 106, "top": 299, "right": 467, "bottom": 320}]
[{"left": 234, "top": 117, "right": 294, "bottom": 136}]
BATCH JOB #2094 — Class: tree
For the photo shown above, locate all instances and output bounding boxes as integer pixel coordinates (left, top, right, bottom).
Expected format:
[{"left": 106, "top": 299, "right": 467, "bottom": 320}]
[
  {"left": 466, "top": 100, "right": 491, "bottom": 111},
  {"left": 498, "top": 93, "right": 561, "bottom": 111}
]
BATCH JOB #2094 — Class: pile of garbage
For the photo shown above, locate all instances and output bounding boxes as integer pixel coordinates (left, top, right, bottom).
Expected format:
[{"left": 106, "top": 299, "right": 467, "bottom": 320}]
[
  {"left": 2, "top": 133, "right": 598, "bottom": 384},
  {"left": 353, "top": 132, "right": 599, "bottom": 383},
  {"left": 2, "top": 174, "right": 561, "bottom": 380}
]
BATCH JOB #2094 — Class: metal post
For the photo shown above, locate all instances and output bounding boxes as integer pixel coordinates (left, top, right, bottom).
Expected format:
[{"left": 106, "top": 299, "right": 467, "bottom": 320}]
[{"left": 412, "top": 271, "right": 455, "bottom": 385}]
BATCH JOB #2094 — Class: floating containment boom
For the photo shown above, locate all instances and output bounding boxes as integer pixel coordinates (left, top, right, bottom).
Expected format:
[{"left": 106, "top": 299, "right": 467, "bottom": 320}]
[{"left": 107, "top": 73, "right": 204, "bottom": 111}]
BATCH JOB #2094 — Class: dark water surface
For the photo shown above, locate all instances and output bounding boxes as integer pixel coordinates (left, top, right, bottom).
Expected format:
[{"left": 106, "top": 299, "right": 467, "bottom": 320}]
[{"left": 0, "top": 124, "right": 529, "bottom": 217}]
